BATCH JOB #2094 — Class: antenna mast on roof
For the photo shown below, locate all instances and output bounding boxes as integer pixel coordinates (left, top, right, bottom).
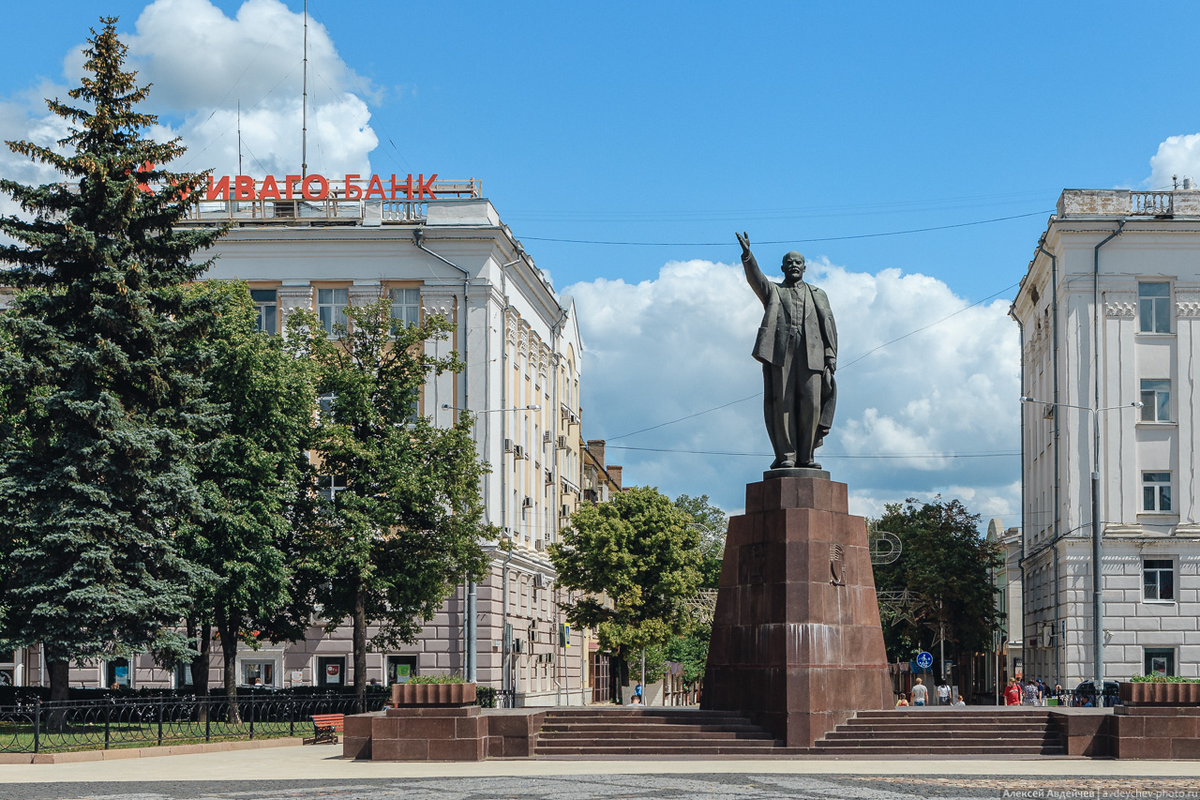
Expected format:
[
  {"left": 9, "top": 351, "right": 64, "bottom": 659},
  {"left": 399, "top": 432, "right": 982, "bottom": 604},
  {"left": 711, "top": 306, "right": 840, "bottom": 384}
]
[
  {"left": 302, "top": 0, "right": 308, "bottom": 178},
  {"left": 237, "top": 100, "right": 243, "bottom": 176}
]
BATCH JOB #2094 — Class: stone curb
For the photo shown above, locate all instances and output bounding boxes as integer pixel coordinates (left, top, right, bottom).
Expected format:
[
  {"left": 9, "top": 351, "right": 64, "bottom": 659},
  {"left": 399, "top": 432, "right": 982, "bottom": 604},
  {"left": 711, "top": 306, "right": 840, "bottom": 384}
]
[{"left": 0, "top": 735, "right": 307, "bottom": 764}]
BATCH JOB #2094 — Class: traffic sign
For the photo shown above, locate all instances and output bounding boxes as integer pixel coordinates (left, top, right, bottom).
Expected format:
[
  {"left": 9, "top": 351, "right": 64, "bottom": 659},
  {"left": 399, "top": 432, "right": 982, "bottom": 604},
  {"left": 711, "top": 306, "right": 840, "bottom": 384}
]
[{"left": 916, "top": 651, "right": 933, "bottom": 669}]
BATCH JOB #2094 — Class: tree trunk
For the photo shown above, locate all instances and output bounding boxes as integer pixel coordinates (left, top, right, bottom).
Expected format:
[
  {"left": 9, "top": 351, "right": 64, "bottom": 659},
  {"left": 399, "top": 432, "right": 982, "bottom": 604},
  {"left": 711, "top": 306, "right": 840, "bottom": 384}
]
[
  {"left": 216, "top": 613, "right": 241, "bottom": 724},
  {"left": 45, "top": 654, "right": 71, "bottom": 732},
  {"left": 353, "top": 586, "right": 367, "bottom": 713},
  {"left": 185, "top": 618, "right": 211, "bottom": 698},
  {"left": 47, "top": 656, "right": 70, "bottom": 702}
]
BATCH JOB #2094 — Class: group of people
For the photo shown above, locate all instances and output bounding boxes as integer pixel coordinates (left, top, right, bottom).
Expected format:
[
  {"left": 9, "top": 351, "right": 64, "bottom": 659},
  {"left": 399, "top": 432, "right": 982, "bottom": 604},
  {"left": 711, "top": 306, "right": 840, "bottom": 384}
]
[
  {"left": 1004, "top": 677, "right": 1069, "bottom": 706},
  {"left": 895, "top": 678, "right": 964, "bottom": 707}
]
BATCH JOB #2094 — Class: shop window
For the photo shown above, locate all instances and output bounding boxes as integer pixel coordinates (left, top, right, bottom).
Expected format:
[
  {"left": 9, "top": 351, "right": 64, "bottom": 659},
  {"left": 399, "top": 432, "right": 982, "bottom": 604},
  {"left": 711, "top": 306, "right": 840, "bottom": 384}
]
[
  {"left": 175, "top": 663, "right": 193, "bottom": 689},
  {"left": 1143, "top": 559, "right": 1175, "bottom": 601},
  {"left": 1145, "top": 648, "right": 1175, "bottom": 677},
  {"left": 387, "top": 655, "right": 417, "bottom": 685},
  {"left": 107, "top": 658, "right": 131, "bottom": 689},
  {"left": 251, "top": 289, "right": 278, "bottom": 334},
  {"left": 1142, "top": 472, "right": 1172, "bottom": 512},
  {"left": 242, "top": 661, "right": 275, "bottom": 687},
  {"left": 318, "top": 288, "right": 349, "bottom": 336},
  {"left": 1140, "top": 379, "right": 1171, "bottom": 422},
  {"left": 0, "top": 650, "right": 15, "bottom": 687},
  {"left": 1139, "top": 282, "right": 1171, "bottom": 333},
  {"left": 317, "top": 656, "right": 345, "bottom": 687}
]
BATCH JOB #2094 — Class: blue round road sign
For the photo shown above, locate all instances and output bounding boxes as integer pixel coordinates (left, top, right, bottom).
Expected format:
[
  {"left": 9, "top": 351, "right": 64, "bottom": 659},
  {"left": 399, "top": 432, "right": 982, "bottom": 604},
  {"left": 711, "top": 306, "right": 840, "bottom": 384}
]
[{"left": 916, "top": 651, "right": 933, "bottom": 669}]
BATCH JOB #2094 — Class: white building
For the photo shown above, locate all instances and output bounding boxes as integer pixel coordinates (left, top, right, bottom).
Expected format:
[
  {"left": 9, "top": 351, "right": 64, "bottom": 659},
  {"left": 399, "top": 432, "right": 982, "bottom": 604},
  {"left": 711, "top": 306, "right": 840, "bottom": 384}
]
[
  {"left": 985, "top": 519, "right": 1022, "bottom": 696},
  {"left": 49, "top": 174, "right": 593, "bottom": 704},
  {"left": 1012, "top": 188, "right": 1200, "bottom": 689}
]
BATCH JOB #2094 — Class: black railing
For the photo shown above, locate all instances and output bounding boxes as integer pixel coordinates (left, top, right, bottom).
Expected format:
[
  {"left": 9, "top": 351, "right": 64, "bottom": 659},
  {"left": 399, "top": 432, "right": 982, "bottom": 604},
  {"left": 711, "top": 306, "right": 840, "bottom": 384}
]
[{"left": 0, "top": 692, "right": 388, "bottom": 754}]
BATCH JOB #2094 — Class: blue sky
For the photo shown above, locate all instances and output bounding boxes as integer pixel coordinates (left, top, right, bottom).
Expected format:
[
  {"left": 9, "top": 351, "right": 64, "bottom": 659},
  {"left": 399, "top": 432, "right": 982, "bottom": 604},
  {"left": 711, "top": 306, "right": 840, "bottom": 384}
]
[{"left": 4, "top": 1, "right": 1200, "bottom": 522}]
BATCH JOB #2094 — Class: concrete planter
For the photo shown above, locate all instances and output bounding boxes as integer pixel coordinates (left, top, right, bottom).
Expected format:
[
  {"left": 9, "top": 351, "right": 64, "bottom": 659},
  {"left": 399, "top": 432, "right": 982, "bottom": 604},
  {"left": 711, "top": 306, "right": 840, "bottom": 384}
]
[
  {"left": 1120, "top": 681, "right": 1200, "bottom": 706},
  {"left": 390, "top": 682, "right": 477, "bottom": 707}
]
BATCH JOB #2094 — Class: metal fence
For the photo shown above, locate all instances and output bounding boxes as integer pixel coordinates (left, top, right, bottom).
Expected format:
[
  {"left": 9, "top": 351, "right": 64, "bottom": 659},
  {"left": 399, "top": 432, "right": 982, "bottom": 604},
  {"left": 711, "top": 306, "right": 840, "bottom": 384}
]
[{"left": 0, "top": 692, "right": 388, "bottom": 754}]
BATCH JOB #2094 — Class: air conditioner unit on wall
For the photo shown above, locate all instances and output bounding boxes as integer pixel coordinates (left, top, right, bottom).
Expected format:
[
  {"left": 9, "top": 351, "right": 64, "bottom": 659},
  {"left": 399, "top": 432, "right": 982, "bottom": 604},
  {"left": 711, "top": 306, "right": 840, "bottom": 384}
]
[
  {"left": 543, "top": 431, "right": 553, "bottom": 444},
  {"left": 535, "top": 539, "right": 546, "bottom": 552},
  {"left": 522, "top": 496, "right": 533, "bottom": 508},
  {"left": 557, "top": 435, "right": 568, "bottom": 449},
  {"left": 514, "top": 445, "right": 526, "bottom": 460},
  {"left": 534, "top": 572, "right": 547, "bottom": 588},
  {"left": 503, "top": 438, "right": 514, "bottom": 453}
]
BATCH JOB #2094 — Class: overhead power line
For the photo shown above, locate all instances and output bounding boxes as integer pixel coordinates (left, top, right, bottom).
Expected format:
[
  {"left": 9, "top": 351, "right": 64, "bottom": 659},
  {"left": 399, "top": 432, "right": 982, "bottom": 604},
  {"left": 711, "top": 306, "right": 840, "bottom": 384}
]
[
  {"left": 607, "top": 279, "right": 1022, "bottom": 442},
  {"left": 605, "top": 445, "right": 1019, "bottom": 460},
  {"left": 519, "top": 210, "right": 1052, "bottom": 247}
]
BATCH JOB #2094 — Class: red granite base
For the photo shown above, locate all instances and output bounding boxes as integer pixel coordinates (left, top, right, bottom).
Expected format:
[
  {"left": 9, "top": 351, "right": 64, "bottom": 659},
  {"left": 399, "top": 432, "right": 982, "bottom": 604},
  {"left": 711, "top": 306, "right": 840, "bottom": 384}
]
[
  {"left": 346, "top": 706, "right": 487, "bottom": 761},
  {"left": 701, "top": 476, "right": 892, "bottom": 748},
  {"left": 1112, "top": 706, "right": 1200, "bottom": 759}
]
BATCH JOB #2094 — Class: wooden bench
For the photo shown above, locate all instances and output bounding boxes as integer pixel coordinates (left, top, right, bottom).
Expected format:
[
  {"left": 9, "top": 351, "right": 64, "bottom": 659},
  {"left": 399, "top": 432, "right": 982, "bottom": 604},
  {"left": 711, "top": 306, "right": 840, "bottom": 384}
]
[{"left": 305, "top": 713, "right": 344, "bottom": 745}]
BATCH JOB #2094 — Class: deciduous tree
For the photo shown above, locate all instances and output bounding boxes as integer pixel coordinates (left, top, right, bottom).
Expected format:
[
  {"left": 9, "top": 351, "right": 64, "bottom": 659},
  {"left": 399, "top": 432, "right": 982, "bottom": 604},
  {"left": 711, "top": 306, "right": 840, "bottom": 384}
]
[
  {"left": 301, "top": 299, "right": 492, "bottom": 704},
  {"left": 872, "top": 497, "right": 1002, "bottom": 687},
  {"left": 551, "top": 486, "right": 704, "bottom": 692},
  {"left": 178, "top": 282, "right": 317, "bottom": 714}
]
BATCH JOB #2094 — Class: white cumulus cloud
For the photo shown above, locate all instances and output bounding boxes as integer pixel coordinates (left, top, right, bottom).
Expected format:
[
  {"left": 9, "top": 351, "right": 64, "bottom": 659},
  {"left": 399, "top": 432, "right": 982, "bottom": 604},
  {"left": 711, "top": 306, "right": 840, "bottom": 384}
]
[
  {"left": 0, "top": 0, "right": 379, "bottom": 190},
  {"left": 1148, "top": 133, "right": 1200, "bottom": 190},
  {"left": 564, "top": 257, "right": 1022, "bottom": 525}
]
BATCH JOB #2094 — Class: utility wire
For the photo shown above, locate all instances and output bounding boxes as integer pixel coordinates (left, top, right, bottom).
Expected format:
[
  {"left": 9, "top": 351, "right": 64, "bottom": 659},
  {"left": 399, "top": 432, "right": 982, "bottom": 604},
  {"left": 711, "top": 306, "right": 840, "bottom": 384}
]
[
  {"left": 606, "top": 444, "right": 1020, "bottom": 460},
  {"left": 519, "top": 210, "right": 1052, "bottom": 247},
  {"left": 607, "top": 279, "right": 1022, "bottom": 441}
]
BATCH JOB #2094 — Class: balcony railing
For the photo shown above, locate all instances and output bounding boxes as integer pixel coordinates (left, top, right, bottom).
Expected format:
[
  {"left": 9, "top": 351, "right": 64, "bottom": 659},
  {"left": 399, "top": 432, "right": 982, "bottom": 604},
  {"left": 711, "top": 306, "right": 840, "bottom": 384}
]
[{"left": 1130, "top": 191, "right": 1173, "bottom": 216}]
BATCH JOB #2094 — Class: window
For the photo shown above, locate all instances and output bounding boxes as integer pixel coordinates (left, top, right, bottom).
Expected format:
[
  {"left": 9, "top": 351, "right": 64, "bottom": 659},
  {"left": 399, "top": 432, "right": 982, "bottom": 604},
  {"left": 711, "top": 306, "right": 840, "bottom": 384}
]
[
  {"left": 107, "top": 658, "right": 131, "bottom": 689},
  {"left": 1140, "top": 379, "right": 1171, "bottom": 422},
  {"left": 1139, "top": 282, "right": 1171, "bottom": 333},
  {"left": 390, "top": 288, "right": 420, "bottom": 329},
  {"left": 317, "top": 288, "right": 349, "bottom": 335},
  {"left": 318, "top": 474, "right": 346, "bottom": 503},
  {"left": 1145, "top": 648, "right": 1175, "bottom": 677},
  {"left": 251, "top": 289, "right": 278, "bottom": 334},
  {"left": 387, "top": 655, "right": 417, "bottom": 685},
  {"left": 317, "top": 656, "right": 345, "bottom": 687},
  {"left": 1143, "top": 472, "right": 1172, "bottom": 512},
  {"left": 175, "top": 663, "right": 193, "bottom": 689},
  {"left": 1143, "top": 559, "right": 1175, "bottom": 601},
  {"left": 318, "top": 392, "right": 336, "bottom": 422},
  {"left": 242, "top": 661, "right": 275, "bottom": 687},
  {"left": 0, "top": 650, "right": 14, "bottom": 687}
]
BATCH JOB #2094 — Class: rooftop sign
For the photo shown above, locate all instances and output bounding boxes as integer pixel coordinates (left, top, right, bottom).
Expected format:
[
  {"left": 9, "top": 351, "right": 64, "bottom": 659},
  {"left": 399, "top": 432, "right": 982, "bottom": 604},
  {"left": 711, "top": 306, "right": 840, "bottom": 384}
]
[{"left": 204, "top": 173, "right": 440, "bottom": 202}]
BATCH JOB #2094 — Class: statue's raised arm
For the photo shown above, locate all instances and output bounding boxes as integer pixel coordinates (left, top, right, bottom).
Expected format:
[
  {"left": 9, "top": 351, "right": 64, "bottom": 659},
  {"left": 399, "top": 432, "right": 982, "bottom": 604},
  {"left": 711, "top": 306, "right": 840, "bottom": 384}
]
[{"left": 738, "top": 231, "right": 770, "bottom": 303}]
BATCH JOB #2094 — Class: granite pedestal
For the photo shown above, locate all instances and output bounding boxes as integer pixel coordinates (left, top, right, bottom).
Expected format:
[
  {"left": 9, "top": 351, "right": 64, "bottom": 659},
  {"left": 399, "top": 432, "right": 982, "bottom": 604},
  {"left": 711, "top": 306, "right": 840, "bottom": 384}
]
[{"left": 702, "top": 475, "right": 891, "bottom": 748}]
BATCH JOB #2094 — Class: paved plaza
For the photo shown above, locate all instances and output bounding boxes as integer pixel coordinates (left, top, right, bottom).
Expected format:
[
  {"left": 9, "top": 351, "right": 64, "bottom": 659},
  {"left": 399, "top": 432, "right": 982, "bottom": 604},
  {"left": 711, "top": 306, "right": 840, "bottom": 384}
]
[{"left": 2, "top": 744, "right": 1200, "bottom": 799}]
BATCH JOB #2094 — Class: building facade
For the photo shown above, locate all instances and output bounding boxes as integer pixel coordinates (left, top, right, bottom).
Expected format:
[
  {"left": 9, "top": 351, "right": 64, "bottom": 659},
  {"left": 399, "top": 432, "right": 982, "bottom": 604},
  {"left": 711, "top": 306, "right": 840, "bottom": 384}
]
[
  {"left": 42, "top": 176, "right": 592, "bottom": 704},
  {"left": 1012, "top": 188, "right": 1200, "bottom": 689},
  {"left": 985, "top": 518, "right": 1022, "bottom": 699}
]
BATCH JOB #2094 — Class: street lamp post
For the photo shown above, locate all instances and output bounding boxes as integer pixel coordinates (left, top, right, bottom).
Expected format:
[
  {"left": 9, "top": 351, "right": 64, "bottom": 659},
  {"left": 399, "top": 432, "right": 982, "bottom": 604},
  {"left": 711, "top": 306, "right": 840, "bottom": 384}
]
[
  {"left": 1020, "top": 396, "right": 1141, "bottom": 699},
  {"left": 440, "top": 403, "right": 541, "bottom": 684}
]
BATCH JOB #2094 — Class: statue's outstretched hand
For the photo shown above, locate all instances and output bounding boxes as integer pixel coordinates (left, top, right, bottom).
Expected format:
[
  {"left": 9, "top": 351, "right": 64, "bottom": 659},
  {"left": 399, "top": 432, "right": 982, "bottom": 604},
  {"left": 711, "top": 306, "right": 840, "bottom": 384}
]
[{"left": 736, "top": 231, "right": 751, "bottom": 259}]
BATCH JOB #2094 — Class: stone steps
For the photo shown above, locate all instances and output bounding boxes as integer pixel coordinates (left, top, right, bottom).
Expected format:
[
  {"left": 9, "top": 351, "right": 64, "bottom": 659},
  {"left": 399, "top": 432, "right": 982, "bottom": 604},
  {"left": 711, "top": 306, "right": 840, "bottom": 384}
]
[
  {"left": 533, "top": 708, "right": 789, "bottom": 757},
  {"left": 811, "top": 709, "right": 1066, "bottom": 756}
]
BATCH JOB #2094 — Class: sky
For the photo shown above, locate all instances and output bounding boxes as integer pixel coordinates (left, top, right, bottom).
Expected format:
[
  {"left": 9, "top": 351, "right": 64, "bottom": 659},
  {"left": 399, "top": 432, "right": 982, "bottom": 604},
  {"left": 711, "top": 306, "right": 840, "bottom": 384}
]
[{"left": 5, "top": 1, "right": 1200, "bottom": 525}]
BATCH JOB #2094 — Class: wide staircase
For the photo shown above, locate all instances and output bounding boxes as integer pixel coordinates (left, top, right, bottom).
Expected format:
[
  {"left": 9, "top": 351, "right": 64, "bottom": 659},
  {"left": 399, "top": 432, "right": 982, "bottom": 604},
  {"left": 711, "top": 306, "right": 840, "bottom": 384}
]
[
  {"left": 811, "top": 707, "right": 1066, "bottom": 757},
  {"left": 533, "top": 707, "right": 793, "bottom": 757}
]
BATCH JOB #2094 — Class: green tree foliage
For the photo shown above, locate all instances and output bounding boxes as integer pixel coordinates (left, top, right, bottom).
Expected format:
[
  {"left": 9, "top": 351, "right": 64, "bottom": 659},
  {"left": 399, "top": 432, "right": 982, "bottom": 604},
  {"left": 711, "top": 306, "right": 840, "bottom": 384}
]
[
  {"left": 301, "top": 299, "right": 492, "bottom": 702},
  {"left": 673, "top": 493, "right": 728, "bottom": 589},
  {"left": 179, "top": 282, "right": 317, "bottom": 711},
  {"left": 0, "top": 19, "right": 221, "bottom": 699},
  {"left": 871, "top": 497, "right": 1003, "bottom": 680},
  {"left": 551, "top": 486, "right": 704, "bottom": 687}
]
